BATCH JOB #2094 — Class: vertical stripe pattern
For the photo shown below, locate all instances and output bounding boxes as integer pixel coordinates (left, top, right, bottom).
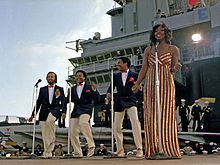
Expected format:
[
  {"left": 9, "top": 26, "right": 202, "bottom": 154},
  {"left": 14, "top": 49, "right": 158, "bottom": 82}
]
[{"left": 144, "top": 52, "right": 181, "bottom": 158}]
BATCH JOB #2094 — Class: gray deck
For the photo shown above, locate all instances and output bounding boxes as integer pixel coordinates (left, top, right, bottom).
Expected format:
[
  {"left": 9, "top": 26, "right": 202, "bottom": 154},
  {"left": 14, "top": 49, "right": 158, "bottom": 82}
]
[{"left": 1, "top": 155, "right": 220, "bottom": 165}]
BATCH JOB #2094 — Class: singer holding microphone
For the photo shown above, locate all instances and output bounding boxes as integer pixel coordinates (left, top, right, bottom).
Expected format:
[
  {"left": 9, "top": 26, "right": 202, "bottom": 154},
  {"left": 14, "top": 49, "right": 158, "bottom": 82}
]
[
  {"left": 29, "top": 71, "right": 66, "bottom": 158},
  {"left": 132, "top": 23, "right": 182, "bottom": 159}
]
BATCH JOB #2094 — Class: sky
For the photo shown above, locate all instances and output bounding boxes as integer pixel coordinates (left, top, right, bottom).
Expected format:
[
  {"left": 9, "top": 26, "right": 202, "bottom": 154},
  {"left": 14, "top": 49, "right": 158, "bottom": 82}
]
[{"left": 0, "top": 0, "right": 114, "bottom": 118}]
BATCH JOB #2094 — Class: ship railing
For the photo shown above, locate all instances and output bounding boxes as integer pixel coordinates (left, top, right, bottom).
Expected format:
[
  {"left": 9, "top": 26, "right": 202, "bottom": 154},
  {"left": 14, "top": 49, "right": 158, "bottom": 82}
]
[
  {"left": 96, "top": 82, "right": 110, "bottom": 95},
  {"left": 181, "top": 41, "right": 220, "bottom": 64},
  {"left": 73, "top": 53, "right": 142, "bottom": 74},
  {"left": 165, "top": 0, "right": 219, "bottom": 18},
  {"left": 73, "top": 53, "right": 185, "bottom": 85}
]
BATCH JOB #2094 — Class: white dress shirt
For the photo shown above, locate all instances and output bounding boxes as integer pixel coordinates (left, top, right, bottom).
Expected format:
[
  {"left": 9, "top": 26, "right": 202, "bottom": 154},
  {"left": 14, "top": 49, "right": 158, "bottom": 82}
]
[
  {"left": 76, "top": 82, "right": 85, "bottom": 98},
  {"left": 121, "top": 69, "right": 129, "bottom": 86},
  {"left": 48, "top": 85, "right": 55, "bottom": 104}
]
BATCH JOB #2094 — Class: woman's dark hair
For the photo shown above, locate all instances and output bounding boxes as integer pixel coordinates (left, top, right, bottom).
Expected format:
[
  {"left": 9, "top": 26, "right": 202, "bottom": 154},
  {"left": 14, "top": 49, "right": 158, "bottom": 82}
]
[
  {"left": 47, "top": 71, "right": 57, "bottom": 83},
  {"left": 118, "top": 56, "right": 131, "bottom": 68},
  {"left": 150, "top": 23, "right": 172, "bottom": 46},
  {"left": 76, "top": 70, "right": 87, "bottom": 79}
]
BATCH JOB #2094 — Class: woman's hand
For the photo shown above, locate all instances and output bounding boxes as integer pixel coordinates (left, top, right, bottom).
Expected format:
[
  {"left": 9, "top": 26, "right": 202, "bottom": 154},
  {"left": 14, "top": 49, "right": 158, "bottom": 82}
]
[
  {"left": 171, "top": 62, "right": 182, "bottom": 73},
  {"left": 132, "top": 82, "right": 141, "bottom": 93}
]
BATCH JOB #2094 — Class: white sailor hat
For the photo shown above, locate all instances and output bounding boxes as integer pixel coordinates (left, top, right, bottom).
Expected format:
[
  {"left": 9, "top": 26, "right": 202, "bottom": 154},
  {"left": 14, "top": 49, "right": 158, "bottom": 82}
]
[
  {"left": 195, "top": 100, "right": 199, "bottom": 103},
  {"left": 205, "top": 101, "right": 209, "bottom": 104},
  {"left": 181, "top": 99, "right": 186, "bottom": 102}
]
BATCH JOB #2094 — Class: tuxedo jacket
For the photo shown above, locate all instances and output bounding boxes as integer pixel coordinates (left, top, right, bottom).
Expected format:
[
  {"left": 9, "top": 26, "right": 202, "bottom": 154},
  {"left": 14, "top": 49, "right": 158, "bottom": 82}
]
[
  {"left": 107, "top": 70, "right": 140, "bottom": 112},
  {"left": 67, "top": 82, "right": 100, "bottom": 118},
  {"left": 34, "top": 85, "right": 66, "bottom": 121}
]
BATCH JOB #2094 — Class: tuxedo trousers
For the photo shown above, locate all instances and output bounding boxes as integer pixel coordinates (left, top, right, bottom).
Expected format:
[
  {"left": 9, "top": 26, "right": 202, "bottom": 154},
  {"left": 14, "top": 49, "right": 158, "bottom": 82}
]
[
  {"left": 114, "top": 106, "right": 142, "bottom": 153},
  {"left": 40, "top": 113, "right": 56, "bottom": 157},
  {"left": 70, "top": 114, "right": 95, "bottom": 156}
]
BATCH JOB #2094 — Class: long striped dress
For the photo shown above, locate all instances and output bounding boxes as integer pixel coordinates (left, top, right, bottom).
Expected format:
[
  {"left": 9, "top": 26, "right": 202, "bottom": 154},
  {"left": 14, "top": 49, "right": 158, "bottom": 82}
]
[{"left": 144, "top": 49, "right": 181, "bottom": 159}]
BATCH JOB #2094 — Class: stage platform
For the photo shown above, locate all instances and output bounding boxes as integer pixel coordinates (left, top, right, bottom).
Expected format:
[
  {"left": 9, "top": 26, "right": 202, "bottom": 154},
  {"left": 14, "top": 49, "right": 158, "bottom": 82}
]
[{"left": 1, "top": 155, "right": 220, "bottom": 165}]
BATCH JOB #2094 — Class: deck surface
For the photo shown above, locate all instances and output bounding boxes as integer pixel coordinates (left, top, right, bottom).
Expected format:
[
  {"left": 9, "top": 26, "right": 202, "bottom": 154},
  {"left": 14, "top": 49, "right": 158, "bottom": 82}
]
[{"left": 1, "top": 155, "right": 220, "bottom": 165}]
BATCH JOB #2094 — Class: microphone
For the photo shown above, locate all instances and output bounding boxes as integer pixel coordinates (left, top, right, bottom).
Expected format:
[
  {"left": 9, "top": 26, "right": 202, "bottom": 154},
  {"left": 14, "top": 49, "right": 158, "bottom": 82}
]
[
  {"left": 34, "top": 79, "right": 42, "bottom": 87},
  {"left": 154, "top": 41, "right": 159, "bottom": 52},
  {"left": 155, "top": 40, "right": 159, "bottom": 46}
]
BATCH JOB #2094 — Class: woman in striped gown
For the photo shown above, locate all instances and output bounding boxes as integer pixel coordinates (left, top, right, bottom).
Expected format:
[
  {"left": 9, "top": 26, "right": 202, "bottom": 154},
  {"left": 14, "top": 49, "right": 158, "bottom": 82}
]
[{"left": 132, "top": 23, "right": 182, "bottom": 159}]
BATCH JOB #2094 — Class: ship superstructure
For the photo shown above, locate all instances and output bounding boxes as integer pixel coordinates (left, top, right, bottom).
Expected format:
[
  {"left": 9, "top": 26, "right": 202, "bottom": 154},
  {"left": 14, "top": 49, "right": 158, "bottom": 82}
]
[{"left": 68, "top": 0, "right": 220, "bottom": 130}]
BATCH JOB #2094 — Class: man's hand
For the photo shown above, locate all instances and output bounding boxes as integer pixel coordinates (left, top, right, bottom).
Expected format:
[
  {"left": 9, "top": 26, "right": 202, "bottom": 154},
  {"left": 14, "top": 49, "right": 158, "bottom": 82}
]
[
  {"left": 106, "top": 93, "right": 112, "bottom": 101},
  {"left": 61, "top": 113, "right": 66, "bottom": 119},
  {"left": 28, "top": 116, "right": 34, "bottom": 122},
  {"left": 91, "top": 82, "right": 97, "bottom": 91}
]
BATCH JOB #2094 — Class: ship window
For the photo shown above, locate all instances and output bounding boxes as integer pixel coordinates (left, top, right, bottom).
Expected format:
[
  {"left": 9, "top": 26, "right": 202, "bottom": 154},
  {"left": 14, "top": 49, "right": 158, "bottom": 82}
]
[
  {"left": 104, "top": 54, "right": 111, "bottom": 59},
  {"left": 84, "top": 57, "right": 91, "bottom": 63},
  {"left": 70, "top": 59, "right": 77, "bottom": 64},
  {"left": 90, "top": 77, "right": 96, "bottom": 83},
  {"left": 111, "top": 51, "right": 117, "bottom": 57},
  {"left": 141, "top": 45, "right": 147, "bottom": 52},
  {"left": 133, "top": 47, "right": 140, "bottom": 54},
  {"left": 109, "top": 52, "right": 115, "bottom": 58},
  {"left": 77, "top": 58, "right": 84, "bottom": 64},
  {"left": 91, "top": 56, "right": 97, "bottom": 62},
  {"left": 71, "top": 62, "right": 79, "bottom": 68},
  {"left": 103, "top": 74, "right": 110, "bottom": 82},
  {"left": 97, "top": 55, "right": 104, "bottom": 61},
  {"left": 97, "top": 75, "right": 104, "bottom": 83},
  {"left": 125, "top": 48, "right": 132, "bottom": 55}
]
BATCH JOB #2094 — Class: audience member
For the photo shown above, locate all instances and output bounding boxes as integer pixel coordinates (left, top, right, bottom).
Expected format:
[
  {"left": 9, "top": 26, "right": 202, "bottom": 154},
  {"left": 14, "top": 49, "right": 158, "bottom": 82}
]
[
  {"left": 0, "top": 143, "right": 6, "bottom": 156},
  {"left": 34, "top": 144, "right": 43, "bottom": 156},
  {"left": 97, "top": 144, "right": 108, "bottom": 156},
  {"left": 156, "top": 9, "right": 161, "bottom": 18},
  {"left": 54, "top": 144, "right": 64, "bottom": 156},
  {"left": 19, "top": 141, "right": 30, "bottom": 155},
  {"left": 160, "top": 12, "right": 166, "bottom": 18},
  {"left": 93, "top": 32, "right": 101, "bottom": 40}
]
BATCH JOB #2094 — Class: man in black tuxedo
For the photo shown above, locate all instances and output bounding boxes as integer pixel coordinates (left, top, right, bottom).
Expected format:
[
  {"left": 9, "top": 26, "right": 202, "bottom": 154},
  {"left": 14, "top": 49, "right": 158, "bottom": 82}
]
[
  {"left": 67, "top": 70, "right": 100, "bottom": 157},
  {"left": 106, "top": 57, "right": 143, "bottom": 158},
  {"left": 29, "top": 71, "right": 66, "bottom": 158}
]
